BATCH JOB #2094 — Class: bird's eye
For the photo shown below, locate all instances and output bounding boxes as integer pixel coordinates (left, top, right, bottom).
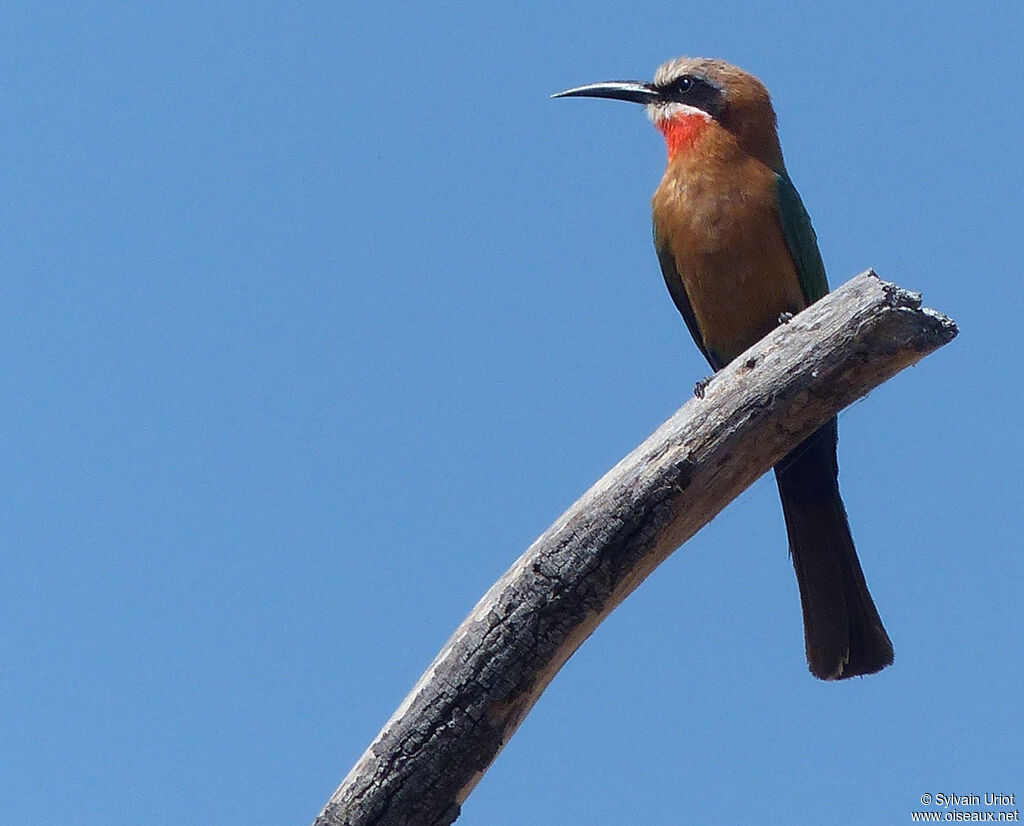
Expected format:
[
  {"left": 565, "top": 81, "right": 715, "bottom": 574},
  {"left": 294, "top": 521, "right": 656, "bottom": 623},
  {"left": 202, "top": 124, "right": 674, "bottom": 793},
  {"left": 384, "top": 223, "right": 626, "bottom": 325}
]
[{"left": 673, "top": 76, "right": 694, "bottom": 94}]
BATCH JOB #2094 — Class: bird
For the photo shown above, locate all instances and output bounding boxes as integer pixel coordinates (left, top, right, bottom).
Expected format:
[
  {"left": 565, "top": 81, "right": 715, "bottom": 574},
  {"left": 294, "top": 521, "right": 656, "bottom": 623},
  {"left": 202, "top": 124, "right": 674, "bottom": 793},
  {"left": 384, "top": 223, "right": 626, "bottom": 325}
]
[{"left": 553, "top": 57, "right": 894, "bottom": 680}]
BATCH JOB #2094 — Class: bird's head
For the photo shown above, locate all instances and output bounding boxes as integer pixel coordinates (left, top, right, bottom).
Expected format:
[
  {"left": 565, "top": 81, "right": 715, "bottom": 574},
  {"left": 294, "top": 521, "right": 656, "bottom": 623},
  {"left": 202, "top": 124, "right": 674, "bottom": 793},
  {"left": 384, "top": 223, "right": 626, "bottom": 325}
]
[{"left": 553, "top": 57, "right": 782, "bottom": 167}]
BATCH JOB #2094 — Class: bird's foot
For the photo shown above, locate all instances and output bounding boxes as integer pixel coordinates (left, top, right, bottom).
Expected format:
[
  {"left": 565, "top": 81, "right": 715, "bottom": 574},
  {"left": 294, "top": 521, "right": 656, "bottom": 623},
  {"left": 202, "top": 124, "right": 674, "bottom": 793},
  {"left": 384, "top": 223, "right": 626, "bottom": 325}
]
[
  {"left": 778, "top": 311, "right": 794, "bottom": 324},
  {"left": 694, "top": 376, "right": 712, "bottom": 399}
]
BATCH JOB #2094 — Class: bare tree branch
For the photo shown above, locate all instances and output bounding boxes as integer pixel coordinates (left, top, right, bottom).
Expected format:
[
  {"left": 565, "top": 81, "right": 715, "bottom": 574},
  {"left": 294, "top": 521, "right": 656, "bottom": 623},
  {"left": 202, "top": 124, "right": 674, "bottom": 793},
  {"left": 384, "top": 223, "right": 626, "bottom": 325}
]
[{"left": 314, "top": 271, "right": 957, "bottom": 826}]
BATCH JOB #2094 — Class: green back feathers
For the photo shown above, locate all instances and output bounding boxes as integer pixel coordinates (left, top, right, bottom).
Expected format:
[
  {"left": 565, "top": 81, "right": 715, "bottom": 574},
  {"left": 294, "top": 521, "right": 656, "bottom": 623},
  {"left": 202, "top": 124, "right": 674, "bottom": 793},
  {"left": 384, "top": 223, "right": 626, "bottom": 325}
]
[{"left": 775, "top": 171, "right": 828, "bottom": 305}]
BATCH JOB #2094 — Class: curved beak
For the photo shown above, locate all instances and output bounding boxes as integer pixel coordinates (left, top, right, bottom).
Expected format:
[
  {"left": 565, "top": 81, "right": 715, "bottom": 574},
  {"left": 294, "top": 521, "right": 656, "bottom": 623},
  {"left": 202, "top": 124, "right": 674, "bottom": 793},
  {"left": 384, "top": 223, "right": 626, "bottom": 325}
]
[{"left": 550, "top": 81, "right": 661, "bottom": 105}]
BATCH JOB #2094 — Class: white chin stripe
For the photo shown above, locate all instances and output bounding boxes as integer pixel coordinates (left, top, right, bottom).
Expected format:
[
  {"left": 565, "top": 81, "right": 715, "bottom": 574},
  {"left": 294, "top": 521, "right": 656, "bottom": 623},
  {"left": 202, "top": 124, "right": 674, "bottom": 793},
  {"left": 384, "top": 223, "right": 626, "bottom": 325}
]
[{"left": 646, "top": 102, "right": 713, "bottom": 123}]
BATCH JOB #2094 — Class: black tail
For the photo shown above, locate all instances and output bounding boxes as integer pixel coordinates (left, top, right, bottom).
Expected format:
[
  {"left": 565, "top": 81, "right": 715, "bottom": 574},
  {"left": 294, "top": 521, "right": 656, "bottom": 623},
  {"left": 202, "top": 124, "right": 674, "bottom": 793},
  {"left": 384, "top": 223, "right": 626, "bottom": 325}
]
[{"left": 773, "top": 418, "right": 894, "bottom": 680}]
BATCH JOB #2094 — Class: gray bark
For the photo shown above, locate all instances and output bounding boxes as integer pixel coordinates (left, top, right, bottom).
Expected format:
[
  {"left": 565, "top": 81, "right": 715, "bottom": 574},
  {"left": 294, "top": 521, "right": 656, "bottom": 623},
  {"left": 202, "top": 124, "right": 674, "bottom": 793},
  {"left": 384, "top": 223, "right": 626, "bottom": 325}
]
[{"left": 314, "top": 271, "right": 958, "bottom": 826}]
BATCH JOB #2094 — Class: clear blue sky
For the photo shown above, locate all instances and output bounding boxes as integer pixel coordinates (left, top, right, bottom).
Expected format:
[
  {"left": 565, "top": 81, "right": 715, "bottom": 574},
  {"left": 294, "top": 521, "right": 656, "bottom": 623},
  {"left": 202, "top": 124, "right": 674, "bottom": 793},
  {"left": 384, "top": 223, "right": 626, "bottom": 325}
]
[{"left": 2, "top": 3, "right": 1021, "bottom": 824}]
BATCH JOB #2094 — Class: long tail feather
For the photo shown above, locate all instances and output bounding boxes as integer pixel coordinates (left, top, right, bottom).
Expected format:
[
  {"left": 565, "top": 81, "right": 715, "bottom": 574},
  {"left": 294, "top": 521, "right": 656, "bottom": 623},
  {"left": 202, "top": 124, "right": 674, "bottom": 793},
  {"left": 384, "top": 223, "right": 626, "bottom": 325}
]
[{"left": 773, "top": 418, "right": 894, "bottom": 679}]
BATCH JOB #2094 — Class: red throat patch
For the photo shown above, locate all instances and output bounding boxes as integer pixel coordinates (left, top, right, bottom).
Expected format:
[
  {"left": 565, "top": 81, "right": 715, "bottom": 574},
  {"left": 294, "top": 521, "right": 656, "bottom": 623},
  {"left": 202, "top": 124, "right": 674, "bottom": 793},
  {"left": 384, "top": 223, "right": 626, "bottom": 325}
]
[{"left": 656, "top": 113, "right": 710, "bottom": 160}]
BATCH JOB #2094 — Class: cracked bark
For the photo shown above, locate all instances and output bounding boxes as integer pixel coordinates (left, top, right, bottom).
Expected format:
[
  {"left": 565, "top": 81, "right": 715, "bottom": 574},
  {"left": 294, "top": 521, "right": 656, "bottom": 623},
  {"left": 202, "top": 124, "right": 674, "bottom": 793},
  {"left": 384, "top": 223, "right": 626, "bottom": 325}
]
[{"left": 313, "top": 271, "right": 957, "bottom": 826}]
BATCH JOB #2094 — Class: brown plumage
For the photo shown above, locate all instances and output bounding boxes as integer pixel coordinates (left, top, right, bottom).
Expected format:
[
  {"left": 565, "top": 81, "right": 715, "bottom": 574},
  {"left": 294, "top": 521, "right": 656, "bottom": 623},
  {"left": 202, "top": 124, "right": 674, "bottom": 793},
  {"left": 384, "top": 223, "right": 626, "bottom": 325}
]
[
  {"left": 555, "top": 57, "right": 894, "bottom": 679},
  {"left": 652, "top": 149, "right": 806, "bottom": 366},
  {"left": 649, "top": 58, "right": 893, "bottom": 679},
  {"left": 651, "top": 59, "right": 802, "bottom": 366}
]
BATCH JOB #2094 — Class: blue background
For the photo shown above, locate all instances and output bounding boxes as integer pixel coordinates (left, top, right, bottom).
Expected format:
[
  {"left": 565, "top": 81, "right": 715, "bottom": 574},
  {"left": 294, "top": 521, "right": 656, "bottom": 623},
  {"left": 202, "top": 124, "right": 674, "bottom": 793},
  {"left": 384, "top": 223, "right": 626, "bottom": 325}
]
[{"left": 3, "top": 3, "right": 1021, "bottom": 824}]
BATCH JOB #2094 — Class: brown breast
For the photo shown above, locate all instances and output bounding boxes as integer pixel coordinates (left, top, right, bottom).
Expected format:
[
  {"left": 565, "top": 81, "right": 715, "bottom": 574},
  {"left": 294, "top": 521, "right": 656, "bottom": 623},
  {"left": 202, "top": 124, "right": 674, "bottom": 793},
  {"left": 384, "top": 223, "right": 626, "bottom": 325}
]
[{"left": 652, "top": 132, "right": 806, "bottom": 365}]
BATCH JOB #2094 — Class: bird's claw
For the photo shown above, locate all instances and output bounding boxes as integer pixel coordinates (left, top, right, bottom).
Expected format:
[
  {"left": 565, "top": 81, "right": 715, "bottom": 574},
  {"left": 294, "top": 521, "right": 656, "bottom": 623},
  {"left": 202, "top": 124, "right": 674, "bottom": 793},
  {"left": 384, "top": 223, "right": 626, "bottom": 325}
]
[
  {"left": 778, "top": 311, "right": 794, "bottom": 324},
  {"left": 694, "top": 376, "right": 712, "bottom": 399}
]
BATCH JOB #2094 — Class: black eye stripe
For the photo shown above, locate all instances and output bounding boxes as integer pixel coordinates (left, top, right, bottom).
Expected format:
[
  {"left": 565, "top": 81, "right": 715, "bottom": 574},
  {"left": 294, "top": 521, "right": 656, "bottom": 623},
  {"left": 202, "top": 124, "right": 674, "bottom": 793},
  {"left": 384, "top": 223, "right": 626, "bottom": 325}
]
[
  {"left": 661, "top": 74, "right": 703, "bottom": 96},
  {"left": 656, "top": 74, "right": 725, "bottom": 119}
]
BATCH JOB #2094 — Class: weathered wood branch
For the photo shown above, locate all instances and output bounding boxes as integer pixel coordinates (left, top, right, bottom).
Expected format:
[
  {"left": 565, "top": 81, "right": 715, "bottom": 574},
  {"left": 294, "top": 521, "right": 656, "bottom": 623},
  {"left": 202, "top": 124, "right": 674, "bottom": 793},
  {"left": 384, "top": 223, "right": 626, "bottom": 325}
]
[{"left": 315, "top": 271, "right": 957, "bottom": 826}]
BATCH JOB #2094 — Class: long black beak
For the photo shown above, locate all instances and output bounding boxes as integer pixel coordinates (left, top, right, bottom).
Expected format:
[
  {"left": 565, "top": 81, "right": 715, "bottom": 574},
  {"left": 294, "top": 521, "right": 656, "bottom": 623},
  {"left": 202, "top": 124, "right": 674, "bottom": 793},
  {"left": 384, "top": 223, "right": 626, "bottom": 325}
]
[{"left": 551, "top": 81, "right": 661, "bottom": 105}]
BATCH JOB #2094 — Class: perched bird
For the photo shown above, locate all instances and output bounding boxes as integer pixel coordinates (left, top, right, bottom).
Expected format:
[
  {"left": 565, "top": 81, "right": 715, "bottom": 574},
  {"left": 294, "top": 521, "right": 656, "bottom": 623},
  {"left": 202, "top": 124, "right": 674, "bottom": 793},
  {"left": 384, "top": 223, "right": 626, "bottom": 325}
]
[{"left": 553, "top": 57, "right": 893, "bottom": 680}]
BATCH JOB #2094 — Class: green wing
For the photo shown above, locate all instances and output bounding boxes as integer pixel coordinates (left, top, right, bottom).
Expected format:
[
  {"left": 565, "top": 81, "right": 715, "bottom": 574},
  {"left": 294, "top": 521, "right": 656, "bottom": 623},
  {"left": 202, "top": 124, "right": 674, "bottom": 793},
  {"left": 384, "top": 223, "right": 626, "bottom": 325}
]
[
  {"left": 653, "top": 220, "right": 722, "bottom": 370},
  {"left": 775, "top": 171, "right": 829, "bottom": 305}
]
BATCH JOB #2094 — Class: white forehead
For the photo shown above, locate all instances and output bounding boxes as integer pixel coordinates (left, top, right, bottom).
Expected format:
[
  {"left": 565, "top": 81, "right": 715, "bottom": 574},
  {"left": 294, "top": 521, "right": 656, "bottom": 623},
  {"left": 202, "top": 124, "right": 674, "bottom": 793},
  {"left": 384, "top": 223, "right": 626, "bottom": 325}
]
[{"left": 654, "top": 58, "right": 700, "bottom": 86}]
